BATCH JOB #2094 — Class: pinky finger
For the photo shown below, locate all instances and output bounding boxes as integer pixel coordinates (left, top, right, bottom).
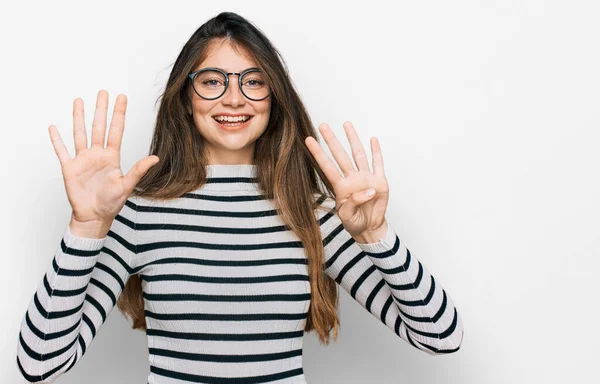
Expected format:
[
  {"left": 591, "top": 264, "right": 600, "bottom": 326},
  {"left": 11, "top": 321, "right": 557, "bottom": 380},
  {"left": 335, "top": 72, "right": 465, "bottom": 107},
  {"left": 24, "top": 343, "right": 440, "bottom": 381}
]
[
  {"left": 371, "top": 137, "right": 385, "bottom": 177},
  {"left": 48, "top": 125, "right": 71, "bottom": 167}
]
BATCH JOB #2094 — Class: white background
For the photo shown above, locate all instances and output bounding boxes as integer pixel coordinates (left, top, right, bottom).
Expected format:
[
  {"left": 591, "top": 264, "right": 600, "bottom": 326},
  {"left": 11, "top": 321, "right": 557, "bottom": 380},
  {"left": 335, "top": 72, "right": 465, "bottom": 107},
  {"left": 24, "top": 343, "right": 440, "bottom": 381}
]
[{"left": 2, "top": 0, "right": 599, "bottom": 383}]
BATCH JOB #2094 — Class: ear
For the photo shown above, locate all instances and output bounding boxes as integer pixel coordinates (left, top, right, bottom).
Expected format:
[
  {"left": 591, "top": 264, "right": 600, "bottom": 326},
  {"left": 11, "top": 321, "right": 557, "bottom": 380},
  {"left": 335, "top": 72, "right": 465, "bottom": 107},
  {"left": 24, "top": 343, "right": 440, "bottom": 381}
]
[{"left": 186, "top": 105, "right": 193, "bottom": 116}]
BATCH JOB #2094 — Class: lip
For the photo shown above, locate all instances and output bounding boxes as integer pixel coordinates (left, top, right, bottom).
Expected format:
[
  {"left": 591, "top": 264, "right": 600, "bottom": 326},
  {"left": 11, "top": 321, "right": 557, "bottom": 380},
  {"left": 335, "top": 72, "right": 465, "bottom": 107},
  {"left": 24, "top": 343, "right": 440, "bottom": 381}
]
[
  {"left": 213, "top": 116, "right": 253, "bottom": 131},
  {"left": 212, "top": 113, "right": 254, "bottom": 118}
]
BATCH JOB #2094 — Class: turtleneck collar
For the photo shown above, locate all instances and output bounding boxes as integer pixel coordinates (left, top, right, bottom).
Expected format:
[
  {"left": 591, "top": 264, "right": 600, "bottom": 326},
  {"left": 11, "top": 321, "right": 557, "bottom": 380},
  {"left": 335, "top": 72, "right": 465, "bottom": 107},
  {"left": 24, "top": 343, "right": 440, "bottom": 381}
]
[{"left": 201, "top": 163, "right": 260, "bottom": 192}]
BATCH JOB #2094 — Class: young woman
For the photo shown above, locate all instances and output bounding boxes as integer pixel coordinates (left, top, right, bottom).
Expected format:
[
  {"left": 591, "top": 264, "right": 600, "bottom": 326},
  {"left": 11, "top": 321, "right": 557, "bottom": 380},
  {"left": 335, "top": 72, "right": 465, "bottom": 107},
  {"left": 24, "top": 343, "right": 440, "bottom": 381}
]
[{"left": 17, "top": 12, "right": 463, "bottom": 384}]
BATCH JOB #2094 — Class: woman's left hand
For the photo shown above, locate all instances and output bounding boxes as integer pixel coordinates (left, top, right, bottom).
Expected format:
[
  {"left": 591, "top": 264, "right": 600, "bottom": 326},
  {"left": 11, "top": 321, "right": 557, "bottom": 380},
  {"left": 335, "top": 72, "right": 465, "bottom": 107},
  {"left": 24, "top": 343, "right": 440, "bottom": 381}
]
[{"left": 305, "top": 121, "right": 389, "bottom": 244}]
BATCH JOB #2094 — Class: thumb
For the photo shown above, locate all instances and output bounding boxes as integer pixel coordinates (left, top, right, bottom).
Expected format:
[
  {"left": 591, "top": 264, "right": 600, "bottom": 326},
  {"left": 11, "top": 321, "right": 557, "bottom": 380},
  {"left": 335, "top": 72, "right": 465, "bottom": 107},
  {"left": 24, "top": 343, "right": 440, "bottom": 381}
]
[
  {"left": 123, "top": 155, "right": 160, "bottom": 194},
  {"left": 339, "top": 188, "right": 376, "bottom": 217}
]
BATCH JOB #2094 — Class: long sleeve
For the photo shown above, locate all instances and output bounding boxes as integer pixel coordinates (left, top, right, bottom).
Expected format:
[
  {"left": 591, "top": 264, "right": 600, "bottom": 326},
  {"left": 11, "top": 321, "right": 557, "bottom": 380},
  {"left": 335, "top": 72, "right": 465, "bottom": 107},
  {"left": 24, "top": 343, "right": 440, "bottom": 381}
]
[
  {"left": 16, "top": 199, "right": 138, "bottom": 383},
  {"left": 318, "top": 197, "right": 463, "bottom": 355}
]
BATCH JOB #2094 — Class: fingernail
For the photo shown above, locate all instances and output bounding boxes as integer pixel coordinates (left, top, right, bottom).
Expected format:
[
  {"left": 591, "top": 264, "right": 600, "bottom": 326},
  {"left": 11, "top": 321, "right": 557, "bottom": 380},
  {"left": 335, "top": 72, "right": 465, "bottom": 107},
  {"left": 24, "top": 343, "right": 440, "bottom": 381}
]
[{"left": 365, "top": 188, "right": 375, "bottom": 196}]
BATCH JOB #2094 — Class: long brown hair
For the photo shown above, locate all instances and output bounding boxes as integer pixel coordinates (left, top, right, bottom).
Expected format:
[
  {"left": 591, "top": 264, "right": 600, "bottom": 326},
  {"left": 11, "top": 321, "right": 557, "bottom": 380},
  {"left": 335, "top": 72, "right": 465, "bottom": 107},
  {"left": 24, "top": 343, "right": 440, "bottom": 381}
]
[{"left": 116, "top": 12, "right": 341, "bottom": 345}]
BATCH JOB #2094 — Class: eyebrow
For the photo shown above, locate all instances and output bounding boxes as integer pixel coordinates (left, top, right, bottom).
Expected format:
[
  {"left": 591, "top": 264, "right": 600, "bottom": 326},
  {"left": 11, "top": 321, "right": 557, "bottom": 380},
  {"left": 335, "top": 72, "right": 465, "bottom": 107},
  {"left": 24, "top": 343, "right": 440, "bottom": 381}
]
[{"left": 200, "top": 66, "right": 259, "bottom": 73}]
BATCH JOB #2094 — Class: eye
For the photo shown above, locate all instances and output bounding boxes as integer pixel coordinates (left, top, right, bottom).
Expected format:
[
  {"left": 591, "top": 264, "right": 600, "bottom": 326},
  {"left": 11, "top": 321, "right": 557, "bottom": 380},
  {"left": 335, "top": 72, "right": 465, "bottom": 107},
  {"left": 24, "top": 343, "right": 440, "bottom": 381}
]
[
  {"left": 202, "top": 79, "right": 225, "bottom": 87},
  {"left": 243, "top": 79, "right": 264, "bottom": 87}
]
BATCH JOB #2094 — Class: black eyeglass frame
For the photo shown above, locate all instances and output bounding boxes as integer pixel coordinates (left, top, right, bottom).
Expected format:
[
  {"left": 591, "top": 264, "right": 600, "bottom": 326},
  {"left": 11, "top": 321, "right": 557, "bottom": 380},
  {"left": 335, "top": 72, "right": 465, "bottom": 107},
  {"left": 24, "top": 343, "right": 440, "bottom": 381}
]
[{"left": 187, "top": 67, "right": 272, "bottom": 101}]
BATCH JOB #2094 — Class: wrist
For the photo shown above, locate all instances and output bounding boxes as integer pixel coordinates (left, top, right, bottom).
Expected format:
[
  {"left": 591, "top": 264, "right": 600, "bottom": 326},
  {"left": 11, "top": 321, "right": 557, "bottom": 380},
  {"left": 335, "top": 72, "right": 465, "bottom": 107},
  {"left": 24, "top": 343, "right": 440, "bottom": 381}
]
[
  {"left": 353, "top": 221, "right": 388, "bottom": 244},
  {"left": 69, "top": 218, "right": 111, "bottom": 239}
]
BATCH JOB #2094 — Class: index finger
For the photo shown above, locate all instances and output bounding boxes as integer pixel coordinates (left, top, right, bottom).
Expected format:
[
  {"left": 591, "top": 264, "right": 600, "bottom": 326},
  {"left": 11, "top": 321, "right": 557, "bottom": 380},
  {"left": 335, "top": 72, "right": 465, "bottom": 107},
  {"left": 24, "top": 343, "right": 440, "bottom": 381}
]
[
  {"left": 106, "top": 94, "right": 127, "bottom": 151},
  {"left": 304, "top": 135, "right": 343, "bottom": 186}
]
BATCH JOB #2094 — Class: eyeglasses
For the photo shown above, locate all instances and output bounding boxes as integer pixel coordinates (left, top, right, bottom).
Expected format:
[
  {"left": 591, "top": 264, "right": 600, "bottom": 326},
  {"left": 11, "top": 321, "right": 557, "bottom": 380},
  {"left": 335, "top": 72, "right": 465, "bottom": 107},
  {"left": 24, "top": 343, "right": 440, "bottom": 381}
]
[{"left": 188, "top": 67, "right": 271, "bottom": 101}]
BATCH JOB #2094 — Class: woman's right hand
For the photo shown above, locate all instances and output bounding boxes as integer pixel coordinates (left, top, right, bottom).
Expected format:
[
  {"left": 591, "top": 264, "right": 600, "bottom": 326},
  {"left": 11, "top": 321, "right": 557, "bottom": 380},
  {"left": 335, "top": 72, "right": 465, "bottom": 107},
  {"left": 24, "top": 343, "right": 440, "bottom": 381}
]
[{"left": 49, "top": 90, "right": 159, "bottom": 236}]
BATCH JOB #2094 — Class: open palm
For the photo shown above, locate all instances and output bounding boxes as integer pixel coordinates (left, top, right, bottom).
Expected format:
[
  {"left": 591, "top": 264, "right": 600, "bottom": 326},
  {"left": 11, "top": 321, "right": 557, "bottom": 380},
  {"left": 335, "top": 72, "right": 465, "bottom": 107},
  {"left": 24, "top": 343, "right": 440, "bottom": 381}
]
[
  {"left": 48, "top": 90, "right": 159, "bottom": 232},
  {"left": 305, "top": 121, "right": 389, "bottom": 239}
]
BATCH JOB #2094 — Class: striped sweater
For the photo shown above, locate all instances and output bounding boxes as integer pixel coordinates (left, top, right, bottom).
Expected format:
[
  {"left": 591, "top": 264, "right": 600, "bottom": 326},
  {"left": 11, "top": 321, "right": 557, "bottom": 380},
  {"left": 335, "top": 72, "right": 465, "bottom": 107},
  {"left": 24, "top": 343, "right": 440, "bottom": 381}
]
[{"left": 16, "top": 163, "right": 463, "bottom": 383}]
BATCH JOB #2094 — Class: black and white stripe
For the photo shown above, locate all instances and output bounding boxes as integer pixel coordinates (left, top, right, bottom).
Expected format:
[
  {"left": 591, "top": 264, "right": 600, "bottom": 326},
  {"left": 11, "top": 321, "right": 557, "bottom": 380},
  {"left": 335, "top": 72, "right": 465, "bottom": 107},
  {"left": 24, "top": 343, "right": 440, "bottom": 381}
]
[
  {"left": 319, "top": 196, "right": 463, "bottom": 354},
  {"left": 16, "top": 164, "right": 463, "bottom": 383}
]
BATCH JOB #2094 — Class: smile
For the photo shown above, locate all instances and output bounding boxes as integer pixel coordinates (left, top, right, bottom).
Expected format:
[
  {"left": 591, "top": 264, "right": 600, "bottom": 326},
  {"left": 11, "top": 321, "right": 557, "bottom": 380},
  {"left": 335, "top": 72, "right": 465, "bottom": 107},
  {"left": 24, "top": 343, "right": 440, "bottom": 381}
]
[
  {"left": 213, "top": 115, "right": 252, "bottom": 123},
  {"left": 212, "top": 115, "right": 253, "bottom": 130}
]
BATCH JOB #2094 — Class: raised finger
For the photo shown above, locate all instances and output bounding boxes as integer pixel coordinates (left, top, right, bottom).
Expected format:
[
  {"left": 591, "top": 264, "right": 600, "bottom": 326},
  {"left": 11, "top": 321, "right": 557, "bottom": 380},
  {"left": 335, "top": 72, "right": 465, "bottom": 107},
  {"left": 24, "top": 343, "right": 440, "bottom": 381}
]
[
  {"left": 123, "top": 155, "right": 159, "bottom": 195},
  {"left": 304, "top": 136, "right": 343, "bottom": 186},
  {"left": 73, "top": 98, "right": 87, "bottom": 155},
  {"left": 318, "top": 123, "right": 356, "bottom": 176},
  {"left": 343, "top": 121, "right": 370, "bottom": 173},
  {"left": 91, "top": 90, "right": 109, "bottom": 147},
  {"left": 48, "top": 125, "right": 71, "bottom": 166},
  {"left": 371, "top": 137, "right": 385, "bottom": 177},
  {"left": 106, "top": 94, "right": 127, "bottom": 151}
]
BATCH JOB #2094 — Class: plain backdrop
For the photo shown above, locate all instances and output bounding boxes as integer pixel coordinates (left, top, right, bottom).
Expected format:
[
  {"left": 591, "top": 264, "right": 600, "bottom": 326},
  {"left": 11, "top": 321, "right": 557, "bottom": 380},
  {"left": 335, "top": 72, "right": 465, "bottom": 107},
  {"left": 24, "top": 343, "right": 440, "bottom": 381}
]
[{"left": 2, "top": 0, "right": 599, "bottom": 383}]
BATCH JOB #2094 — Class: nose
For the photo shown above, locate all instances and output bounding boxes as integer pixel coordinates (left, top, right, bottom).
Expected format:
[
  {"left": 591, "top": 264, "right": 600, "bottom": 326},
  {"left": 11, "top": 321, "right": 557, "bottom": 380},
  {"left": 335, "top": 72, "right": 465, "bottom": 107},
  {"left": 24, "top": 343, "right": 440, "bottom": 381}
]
[{"left": 221, "top": 76, "right": 246, "bottom": 108}]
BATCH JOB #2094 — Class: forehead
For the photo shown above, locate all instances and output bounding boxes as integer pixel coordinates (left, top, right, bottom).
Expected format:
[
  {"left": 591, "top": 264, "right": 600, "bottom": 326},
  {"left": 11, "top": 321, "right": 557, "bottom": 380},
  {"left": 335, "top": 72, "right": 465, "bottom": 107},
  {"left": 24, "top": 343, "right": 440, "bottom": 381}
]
[{"left": 196, "top": 39, "right": 258, "bottom": 72}]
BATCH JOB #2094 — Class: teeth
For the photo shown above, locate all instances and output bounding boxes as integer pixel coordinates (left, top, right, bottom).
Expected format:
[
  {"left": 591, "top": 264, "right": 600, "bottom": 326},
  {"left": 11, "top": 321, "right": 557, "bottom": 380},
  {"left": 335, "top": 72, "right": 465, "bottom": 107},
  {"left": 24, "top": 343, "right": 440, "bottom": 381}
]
[{"left": 214, "top": 115, "right": 251, "bottom": 122}]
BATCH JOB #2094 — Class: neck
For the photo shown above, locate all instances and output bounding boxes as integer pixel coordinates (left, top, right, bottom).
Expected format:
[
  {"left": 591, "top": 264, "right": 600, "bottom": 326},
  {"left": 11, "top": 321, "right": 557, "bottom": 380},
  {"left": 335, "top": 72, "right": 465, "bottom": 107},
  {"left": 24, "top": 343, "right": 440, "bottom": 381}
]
[{"left": 200, "top": 163, "right": 260, "bottom": 192}]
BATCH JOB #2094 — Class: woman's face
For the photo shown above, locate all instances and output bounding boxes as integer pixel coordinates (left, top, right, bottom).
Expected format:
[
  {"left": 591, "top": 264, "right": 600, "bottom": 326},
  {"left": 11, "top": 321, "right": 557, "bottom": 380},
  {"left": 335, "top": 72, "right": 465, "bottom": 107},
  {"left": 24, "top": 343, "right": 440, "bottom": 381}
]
[{"left": 189, "top": 39, "right": 271, "bottom": 165}]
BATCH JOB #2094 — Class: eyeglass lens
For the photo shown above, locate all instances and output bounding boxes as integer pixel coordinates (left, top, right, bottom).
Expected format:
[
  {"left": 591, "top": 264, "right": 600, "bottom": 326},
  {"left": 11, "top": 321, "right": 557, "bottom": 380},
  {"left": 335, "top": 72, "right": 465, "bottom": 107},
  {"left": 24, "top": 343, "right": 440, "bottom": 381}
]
[{"left": 193, "top": 70, "right": 270, "bottom": 100}]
